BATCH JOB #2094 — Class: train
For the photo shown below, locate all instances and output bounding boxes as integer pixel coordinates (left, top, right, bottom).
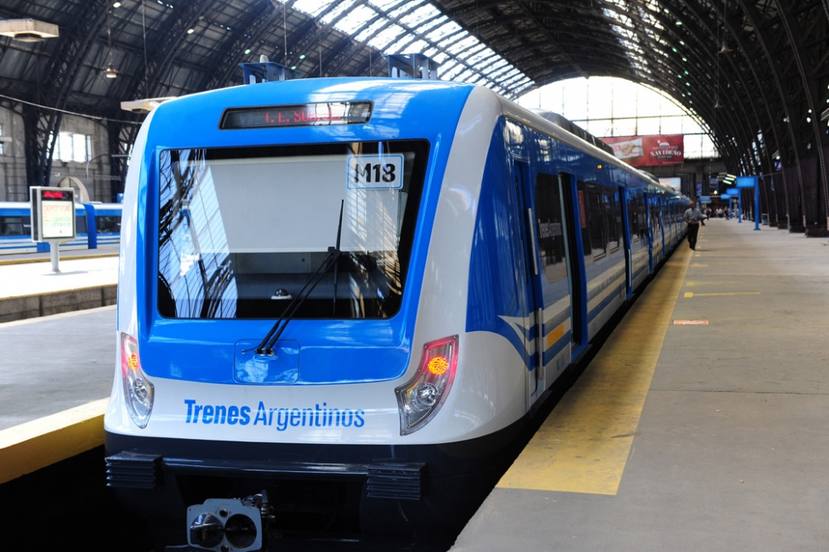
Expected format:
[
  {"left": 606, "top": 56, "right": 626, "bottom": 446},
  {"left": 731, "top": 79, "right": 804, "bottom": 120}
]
[
  {"left": 0, "top": 201, "right": 122, "bottom": 254},
  {"left": 103, "top": 77, "right": 688, "bottom": 549}
]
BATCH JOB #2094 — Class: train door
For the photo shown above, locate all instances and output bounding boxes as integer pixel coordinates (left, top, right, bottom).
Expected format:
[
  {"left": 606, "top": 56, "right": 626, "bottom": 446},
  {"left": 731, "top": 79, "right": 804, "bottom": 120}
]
[
  {"left": 532, "top": 172, "right": 575, "bottom": 393},
  {"left": 512, "top": 159, "right": 544, "bottom": 401},
  {"left": 559, "top": 173, "right": 587, "bottom": 353}
]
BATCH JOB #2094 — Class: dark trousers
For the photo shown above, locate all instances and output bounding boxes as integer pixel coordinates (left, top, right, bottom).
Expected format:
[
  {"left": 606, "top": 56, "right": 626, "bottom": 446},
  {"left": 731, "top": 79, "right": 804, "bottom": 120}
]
[{"left": 687, "top": 222, "right": 700, "bottom": 249}]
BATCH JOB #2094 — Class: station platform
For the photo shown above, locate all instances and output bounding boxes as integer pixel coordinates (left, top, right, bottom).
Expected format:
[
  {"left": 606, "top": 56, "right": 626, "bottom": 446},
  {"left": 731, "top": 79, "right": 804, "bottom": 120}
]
[
  {"left": 453, "top": 219, "right": 829, "bottom": 551},
  {"left": 0, "top": 255, "right": 118, "bottom": 322},
  {"left": 0, "top": 245, "right": 118, "bottom": 265},
  {"left": 0, "top": 307, "right": 114, "bottom": 430}
]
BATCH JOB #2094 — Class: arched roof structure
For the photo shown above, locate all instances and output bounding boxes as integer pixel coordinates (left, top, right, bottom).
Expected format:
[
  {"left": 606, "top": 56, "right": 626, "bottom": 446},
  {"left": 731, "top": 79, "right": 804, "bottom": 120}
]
[{"left": 0, "top": 0, "right": 827, "bottom": 230}]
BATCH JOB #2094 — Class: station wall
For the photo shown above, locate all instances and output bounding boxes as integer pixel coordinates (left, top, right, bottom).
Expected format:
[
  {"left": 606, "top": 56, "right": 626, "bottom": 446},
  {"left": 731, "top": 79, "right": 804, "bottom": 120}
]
[
  {"left": 0, "top": 105, "right": 113, "bottom": 202},
  {"left": 0, "top": 105, "right": 27, "bottom": 202}
]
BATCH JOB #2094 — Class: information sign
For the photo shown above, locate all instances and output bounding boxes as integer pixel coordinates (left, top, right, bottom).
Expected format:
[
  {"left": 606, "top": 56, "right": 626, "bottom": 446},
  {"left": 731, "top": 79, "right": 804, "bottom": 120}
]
[
  {"left": 31, "top": 187, "right": 76, "bottom": 241},
  {"left": 30, "top": 186, "right": 76, "bottom": 273},
  {"left": 736, "top": 176, "right": 757, "bottom": 189}
]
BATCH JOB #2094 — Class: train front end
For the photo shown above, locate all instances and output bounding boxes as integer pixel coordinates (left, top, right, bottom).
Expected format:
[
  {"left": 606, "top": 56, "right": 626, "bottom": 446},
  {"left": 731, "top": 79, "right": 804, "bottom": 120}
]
[{"left": 104, "top": 79, "right": 516, "bottom": 547}]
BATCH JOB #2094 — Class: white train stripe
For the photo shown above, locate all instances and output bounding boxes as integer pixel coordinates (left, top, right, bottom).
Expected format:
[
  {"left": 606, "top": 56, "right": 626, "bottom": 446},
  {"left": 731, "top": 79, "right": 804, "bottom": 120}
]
[{"left": 588, "top": 274, "right": 626, "bottom": 312}]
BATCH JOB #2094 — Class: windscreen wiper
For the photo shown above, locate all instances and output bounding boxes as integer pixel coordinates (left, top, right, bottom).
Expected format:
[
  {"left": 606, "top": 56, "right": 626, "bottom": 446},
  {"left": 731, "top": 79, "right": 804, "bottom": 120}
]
[{"left": 255, "top": 200, "right": 344, "bottom": 355}]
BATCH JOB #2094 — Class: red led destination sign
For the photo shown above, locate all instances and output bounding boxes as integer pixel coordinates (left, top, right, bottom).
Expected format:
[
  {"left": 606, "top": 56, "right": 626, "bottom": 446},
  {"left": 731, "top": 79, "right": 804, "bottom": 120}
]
[
  {"left": 220, "top": 102, "right": 372, "bottom": 129},
  {"left": 41, "top": 190, "right": 73, "bottom": 200}
]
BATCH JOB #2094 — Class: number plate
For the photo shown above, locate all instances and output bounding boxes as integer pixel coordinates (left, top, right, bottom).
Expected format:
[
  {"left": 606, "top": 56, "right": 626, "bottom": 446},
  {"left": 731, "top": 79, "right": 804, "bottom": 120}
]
[{"left": 347, "top": 154, "right": 404, "bottom": 189}]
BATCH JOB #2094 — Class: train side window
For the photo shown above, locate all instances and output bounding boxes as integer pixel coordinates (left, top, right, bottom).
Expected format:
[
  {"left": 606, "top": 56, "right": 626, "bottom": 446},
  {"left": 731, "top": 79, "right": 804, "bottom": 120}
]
[
  {"left": 584, "top": 183, "right": 607, "bottom": 260},
  {"left": 606, "top": 189, "right": 621, "bottom": 252},
  {"left": 76, "top": 215, "right": 87, "bottom": 233},
  {"left": 0, "top": 216, "right": 30, "bottom": 236},
  {"left": 576, "top": 183, "right": 591, "bottom": 260},
  {"left": 639, "top": 199, "right": 648, "bottom": 241},
  {"left": 97, "top": 216, "right": 121, "bottom": 233},
  {"left": 628, "top": 194, "right": 646, "bottom": 244},
  {"left": 627, "top": 198, "right": 639, "bottom": 244},
  {"left": 534, "top": 173, "right": 567, "bottom": 283}
]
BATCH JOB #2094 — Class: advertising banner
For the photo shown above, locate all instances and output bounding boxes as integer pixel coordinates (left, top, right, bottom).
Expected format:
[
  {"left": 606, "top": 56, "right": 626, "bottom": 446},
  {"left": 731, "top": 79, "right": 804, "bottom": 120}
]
[{"left": 603, "top": 134, "right": 685, "bottom": 167}]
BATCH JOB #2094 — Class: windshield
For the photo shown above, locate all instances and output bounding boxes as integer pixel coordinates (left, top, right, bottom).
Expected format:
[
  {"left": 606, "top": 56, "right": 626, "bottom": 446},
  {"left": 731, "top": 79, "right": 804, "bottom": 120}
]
[{"left": 156, "top": 140, "right": 428, "bottom": 319}]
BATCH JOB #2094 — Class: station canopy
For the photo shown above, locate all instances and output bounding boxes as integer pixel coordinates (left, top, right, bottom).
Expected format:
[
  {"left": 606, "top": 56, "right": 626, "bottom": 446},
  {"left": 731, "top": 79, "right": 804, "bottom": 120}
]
[{"left": 1, "top": 0, "right": 827, "bottom": 182}]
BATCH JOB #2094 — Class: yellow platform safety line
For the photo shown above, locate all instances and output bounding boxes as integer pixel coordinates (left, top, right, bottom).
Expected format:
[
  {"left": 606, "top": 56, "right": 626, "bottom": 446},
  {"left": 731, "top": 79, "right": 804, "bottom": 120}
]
[
  {"left": 685, "top": 280, "right": 741, "bottom": 288},
  {"left": 0, "top": 398, "right": 107, "bottom": 484},
  {"left": 0, "top": 252, "right": 118, "bottom": 267},
  {"left": 684, "top": 291, "right": 760, "bottom": 299},
  {"left": 497, "top": 246, "right": 692, "bottom": 496}
]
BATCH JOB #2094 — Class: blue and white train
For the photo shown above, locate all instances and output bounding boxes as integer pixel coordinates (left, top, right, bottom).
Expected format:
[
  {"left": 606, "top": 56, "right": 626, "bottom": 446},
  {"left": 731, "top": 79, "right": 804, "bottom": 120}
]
[
  {"left": 104, "top": 78, "right": 687, "bottom": 548},
  {"left": 0, "top": 201, "right": 122, "bottom": 254}
]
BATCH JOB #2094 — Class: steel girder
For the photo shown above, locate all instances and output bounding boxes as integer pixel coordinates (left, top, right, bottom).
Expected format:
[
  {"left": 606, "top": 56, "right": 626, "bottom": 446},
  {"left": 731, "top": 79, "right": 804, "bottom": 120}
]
[
  {"left": 737, "top": 0, "right": 818, "bottom": 231},
  {"left": 201, "top": 0, "right": 279, "bottom": 90},
  {"left": 433, "top": 0, "right": 828, "bottom": 223},
  {"left": 772, "top": 0, "right": 828, "bottom": 235},
  {"left": 112, "top": 0, "right": 224, "bottom": 165},
  {"left": 26, "top": 1, "right": 109, "bottom": 187}
]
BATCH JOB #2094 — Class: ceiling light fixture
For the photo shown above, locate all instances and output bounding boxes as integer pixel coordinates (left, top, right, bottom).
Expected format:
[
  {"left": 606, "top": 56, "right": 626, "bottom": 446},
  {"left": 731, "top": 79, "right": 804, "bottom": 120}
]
[
  {"left": 0, "top": 18, "right": 60, "bottom": 42},
  {"left": 104, "top": 8, "right": 117, "bottom": 79}
]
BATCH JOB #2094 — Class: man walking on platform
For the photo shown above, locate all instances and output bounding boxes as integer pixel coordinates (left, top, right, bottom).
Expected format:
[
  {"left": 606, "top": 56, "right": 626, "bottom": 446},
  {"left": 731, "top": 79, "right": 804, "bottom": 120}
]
[{"left": 683, "top": 200, "right": 705, "bottom": 250}]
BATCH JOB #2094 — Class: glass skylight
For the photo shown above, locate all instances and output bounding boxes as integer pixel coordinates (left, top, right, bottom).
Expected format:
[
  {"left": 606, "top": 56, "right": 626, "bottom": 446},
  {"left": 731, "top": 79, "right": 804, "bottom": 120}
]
[
  {"left": 518, "top": 77, "right": 719, "bottom": 159},
  {"left": 275, "top": 0, "right": 533, "bottom": 97}
]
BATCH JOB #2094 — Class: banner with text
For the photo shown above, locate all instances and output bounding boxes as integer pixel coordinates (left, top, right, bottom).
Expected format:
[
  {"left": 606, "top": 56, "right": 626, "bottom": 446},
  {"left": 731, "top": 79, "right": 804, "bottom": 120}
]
[{"left": 602, "top": 134, "right": 685, "bottom": 167}]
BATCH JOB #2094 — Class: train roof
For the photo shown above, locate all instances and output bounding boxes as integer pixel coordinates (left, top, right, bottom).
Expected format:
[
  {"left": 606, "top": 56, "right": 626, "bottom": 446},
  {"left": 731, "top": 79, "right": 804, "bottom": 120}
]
[{"left": 495, "top": 94, "right": 677, "bottom": 195}]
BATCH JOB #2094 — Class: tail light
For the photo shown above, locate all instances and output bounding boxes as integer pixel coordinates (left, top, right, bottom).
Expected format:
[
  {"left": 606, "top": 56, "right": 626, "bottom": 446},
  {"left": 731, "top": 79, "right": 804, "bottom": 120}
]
[
  {"left": 395, "top": 335, "right": 458, "bottom": 435},
  {"left": 120, "top": 332, "right": 154, "bottom": 428}
]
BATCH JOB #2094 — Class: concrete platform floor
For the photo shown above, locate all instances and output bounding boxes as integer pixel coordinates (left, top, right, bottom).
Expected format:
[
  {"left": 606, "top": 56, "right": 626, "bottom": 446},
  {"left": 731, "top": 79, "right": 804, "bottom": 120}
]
[
  {"left": 453, "top": 219, "right": 829, "bottom": 551},
  {"left": 0, "top": 256, "right": 117, "bottom": 300},
  {"left": 0, "top": 307, "right": 114, "bottom": 429},
  {"left": 0, "top": 245, "right": 118, "bottom": 265}
]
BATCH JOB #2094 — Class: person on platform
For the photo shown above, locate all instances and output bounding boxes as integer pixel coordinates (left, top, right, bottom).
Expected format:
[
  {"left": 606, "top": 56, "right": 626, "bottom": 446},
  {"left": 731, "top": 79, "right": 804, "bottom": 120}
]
[{"left": 683, "top": 200, "right": 705, "bottom": 250}]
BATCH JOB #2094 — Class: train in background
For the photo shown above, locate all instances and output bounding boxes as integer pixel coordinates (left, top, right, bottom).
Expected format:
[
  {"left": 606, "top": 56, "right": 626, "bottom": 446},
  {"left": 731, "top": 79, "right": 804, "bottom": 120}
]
[
  {"left": 0, "top": 201, "right": 122, "bottom": 254},
  {"left": 103, "top": 77, "right": 689, "bottom": 549}
]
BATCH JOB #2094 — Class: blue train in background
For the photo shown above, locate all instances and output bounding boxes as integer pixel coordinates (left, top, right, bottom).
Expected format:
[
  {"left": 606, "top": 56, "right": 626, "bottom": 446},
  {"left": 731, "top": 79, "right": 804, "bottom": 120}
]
[{"left": 0, "top": 201, "right": 122, "bottom": 254}]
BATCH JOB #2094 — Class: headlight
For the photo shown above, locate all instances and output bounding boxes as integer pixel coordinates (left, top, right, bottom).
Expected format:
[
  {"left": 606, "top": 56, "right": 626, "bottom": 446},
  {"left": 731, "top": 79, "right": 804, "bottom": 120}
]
[
  {"left": 395, "top": 335, "right": 458, "bottom": 435},
  {"left": 120, "top": 332, "right": 154, "bottom": 428}
]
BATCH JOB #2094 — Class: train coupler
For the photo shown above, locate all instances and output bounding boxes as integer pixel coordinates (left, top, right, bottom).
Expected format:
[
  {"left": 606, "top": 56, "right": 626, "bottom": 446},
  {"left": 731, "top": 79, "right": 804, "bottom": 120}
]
[{"left": 187, "top": 491, "right": 275, "bottom": 552}]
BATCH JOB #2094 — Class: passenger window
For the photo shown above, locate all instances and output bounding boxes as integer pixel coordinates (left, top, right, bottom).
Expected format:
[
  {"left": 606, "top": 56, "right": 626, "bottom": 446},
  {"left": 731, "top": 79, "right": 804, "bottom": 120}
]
[
  {"left": 628, "top": 195, "right": 646, "bottom": 245},
  {"left": 0, "top": 216, "right": 30, "bottom": 236},
  {"left": 650, "top": 203, "right": 660, "bottom": 240},
  {"left": 534, "top": 173, "right": 567, "bottom": 283},
  {"left": 606, "top": 190, "right": 621, "bottom": 252},
  {"left": 578, "top": 182, "right": 609, "bottom": 260},
  {"left": 97, "top": 216, "right": 121, "bottom": 233},
  {"left": 587, "top": 187, "right": 606, "bottom": 259}
]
